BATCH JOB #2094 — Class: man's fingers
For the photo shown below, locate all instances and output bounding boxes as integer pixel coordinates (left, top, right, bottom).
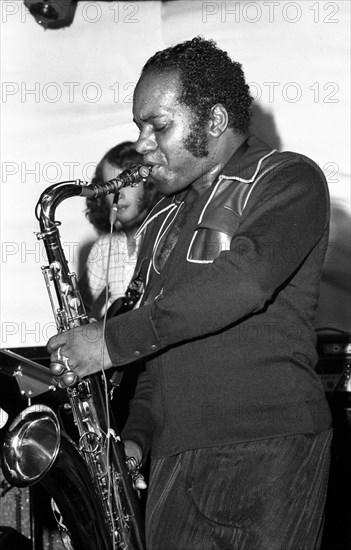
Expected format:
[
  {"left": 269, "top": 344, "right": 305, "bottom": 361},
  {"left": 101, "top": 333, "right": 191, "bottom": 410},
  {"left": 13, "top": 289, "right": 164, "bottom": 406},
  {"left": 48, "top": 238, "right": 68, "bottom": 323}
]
[{"left": 47, "top": 332, "right": 68, "bottom": 353}]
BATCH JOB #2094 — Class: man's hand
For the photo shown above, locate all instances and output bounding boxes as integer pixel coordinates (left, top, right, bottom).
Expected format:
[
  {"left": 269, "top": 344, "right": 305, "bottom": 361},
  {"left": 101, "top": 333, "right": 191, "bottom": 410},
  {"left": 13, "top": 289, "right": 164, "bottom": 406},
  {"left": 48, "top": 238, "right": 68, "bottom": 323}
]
[
  {"left": 124, "top": 439, "right": 147, "bottom": 490},
  {"left": 47, "top": 321, "right": 113, "bottom": 379},
  {"left": 124, "top": 439, "right": 143, "bottom": 464}
]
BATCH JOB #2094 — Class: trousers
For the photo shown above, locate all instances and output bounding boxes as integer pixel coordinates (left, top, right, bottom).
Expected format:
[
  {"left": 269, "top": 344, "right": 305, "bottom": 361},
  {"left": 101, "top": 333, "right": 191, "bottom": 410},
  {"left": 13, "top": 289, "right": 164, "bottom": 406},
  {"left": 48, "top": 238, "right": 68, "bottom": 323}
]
[{"left": 145, "top": 430, "right": 332, "bottom": 550}]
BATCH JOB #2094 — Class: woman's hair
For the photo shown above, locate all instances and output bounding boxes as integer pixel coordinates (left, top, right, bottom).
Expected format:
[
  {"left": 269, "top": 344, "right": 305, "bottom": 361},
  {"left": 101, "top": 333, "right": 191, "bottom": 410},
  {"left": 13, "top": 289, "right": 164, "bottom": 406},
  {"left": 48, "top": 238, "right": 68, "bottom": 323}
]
[{"left": 85, "top": 141, "right": 155, "bottom": 233}]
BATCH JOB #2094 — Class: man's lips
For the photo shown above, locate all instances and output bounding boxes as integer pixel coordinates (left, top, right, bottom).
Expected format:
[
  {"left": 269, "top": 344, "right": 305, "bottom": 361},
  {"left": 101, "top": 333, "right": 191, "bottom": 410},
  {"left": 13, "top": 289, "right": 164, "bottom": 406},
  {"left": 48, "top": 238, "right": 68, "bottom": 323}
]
[
  {"left": 117, "top": 201, "right": 130, "bottom": 210},
  {"left": 144, "top": 161, "right": 160, "bottom": 169},
  {"left": 148, "top": 164, "right": 161, "bottom": 174}
]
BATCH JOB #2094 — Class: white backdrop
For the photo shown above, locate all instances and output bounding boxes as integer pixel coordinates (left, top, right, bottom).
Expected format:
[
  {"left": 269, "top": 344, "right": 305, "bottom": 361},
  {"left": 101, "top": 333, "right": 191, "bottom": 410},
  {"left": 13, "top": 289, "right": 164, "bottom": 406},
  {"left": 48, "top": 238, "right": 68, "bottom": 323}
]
[{"left": 1, "top": 0, "right": 350, "bottom": 348}]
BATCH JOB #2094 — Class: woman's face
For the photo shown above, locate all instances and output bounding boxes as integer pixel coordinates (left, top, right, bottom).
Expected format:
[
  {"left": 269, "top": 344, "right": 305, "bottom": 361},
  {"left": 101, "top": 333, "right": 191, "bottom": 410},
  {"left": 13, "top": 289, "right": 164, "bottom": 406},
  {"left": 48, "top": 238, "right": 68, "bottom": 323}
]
[{"left": 101, "top": 160, "right": 150, "bottom": 230}]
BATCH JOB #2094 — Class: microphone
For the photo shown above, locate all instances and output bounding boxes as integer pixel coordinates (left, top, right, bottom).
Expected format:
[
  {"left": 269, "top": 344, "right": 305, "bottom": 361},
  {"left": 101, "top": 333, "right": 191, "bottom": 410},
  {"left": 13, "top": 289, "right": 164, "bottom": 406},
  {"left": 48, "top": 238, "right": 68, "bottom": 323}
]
[{"left": 109, "top": 192, "right": 120, "bottom": 226}]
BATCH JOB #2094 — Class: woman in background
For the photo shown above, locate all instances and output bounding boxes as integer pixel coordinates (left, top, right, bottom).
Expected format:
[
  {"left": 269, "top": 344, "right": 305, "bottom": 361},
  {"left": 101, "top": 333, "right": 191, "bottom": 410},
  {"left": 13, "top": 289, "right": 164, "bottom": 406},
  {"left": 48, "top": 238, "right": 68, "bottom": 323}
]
[{"left": 81, "top": 141, "right": 158, "bottom": 319}]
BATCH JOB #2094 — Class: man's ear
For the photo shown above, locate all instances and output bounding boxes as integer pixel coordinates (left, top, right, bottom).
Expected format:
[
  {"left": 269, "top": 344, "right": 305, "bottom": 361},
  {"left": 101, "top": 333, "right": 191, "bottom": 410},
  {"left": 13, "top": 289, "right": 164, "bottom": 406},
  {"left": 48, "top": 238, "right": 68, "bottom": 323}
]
[{"left": 208, "top": 104, "right": 229, "bottom": 137}]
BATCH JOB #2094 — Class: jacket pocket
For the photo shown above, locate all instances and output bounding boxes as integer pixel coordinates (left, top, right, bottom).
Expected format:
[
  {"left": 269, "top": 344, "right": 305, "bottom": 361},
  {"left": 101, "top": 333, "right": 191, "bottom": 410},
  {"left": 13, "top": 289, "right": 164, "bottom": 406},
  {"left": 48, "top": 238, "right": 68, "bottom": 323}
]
[{"left": 187, "top": 206, "right": 240, "bottom": 263}]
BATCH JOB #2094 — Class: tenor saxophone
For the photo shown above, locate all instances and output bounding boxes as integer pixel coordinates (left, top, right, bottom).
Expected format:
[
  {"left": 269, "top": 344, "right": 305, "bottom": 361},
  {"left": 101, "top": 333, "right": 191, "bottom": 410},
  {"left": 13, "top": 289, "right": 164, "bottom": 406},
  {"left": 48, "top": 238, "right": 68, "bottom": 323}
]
[{"left": 1, "top": 165, "right": 150, "bottom": 550}]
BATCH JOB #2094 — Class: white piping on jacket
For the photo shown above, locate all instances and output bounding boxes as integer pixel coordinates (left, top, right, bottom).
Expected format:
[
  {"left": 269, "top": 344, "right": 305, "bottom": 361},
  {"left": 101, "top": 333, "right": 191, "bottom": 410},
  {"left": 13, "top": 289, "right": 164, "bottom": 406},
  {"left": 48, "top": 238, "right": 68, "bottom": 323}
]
[{"left": 186, "top": 149, "right": 277, "bottom": 264}]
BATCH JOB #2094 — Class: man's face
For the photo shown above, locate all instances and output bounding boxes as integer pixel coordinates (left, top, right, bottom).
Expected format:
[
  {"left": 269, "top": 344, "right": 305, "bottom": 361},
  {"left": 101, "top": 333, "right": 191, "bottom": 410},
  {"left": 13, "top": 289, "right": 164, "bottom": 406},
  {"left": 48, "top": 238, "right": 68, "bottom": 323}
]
[{"left": 133, "top": 71, "right": 214, "bottom": 196}]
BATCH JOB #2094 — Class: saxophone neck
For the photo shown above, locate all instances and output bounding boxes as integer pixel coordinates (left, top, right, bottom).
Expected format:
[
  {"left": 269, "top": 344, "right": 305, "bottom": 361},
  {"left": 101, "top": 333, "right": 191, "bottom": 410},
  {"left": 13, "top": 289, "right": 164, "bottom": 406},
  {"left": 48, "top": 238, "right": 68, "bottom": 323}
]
[
  {"left": 35, "top": 163, "right": 151, "bottom": 230},
  {"left": 36, "top": 180, "right": 84, "bottom": 233},
  {"left": 36, "top": 181, "right": 89, "bottom": 333}
]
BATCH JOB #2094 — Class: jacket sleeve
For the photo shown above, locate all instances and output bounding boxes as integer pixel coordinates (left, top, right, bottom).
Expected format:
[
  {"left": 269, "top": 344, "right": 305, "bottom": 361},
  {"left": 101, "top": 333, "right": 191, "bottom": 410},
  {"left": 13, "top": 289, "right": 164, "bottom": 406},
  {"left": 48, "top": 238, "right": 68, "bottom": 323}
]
[
  {"left": 105, "top": 159, "right": 329, "bottom": 365},
  {"left": 121, "top": 367, "right": 154, "bottom": 459}
]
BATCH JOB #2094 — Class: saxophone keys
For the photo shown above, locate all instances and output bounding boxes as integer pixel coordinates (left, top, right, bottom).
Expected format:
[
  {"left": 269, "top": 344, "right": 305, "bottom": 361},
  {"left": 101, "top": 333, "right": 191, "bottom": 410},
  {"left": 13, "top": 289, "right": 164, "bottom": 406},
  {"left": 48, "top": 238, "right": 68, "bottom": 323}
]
[
  {"left": 133, "top": 472, "right": 147, "bottom": 491},
  {"left": 62, "top": 370, "right": 79, "bottom": 388},
  {"left": 49, "top": 261, "right": 61, "bottom": 273},
  {"left": 50, "top": 347, "right": 77, "bottom": 387},
  {"left": 50, "top": 360, "right": 66, "bottom": 377},
  {"left": 69, "top": 297, "right": 80, "bottom": 310},
  {"left": 126, "top": 457, "right": 147, "bottom": 491}
]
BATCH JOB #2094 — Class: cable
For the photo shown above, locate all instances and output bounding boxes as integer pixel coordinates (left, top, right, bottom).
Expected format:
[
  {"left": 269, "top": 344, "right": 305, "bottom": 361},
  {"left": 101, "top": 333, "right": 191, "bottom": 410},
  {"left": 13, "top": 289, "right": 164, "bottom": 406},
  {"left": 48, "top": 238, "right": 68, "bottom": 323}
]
[{"left": 100, "top": 200, "right": 118, "bottom": 550}]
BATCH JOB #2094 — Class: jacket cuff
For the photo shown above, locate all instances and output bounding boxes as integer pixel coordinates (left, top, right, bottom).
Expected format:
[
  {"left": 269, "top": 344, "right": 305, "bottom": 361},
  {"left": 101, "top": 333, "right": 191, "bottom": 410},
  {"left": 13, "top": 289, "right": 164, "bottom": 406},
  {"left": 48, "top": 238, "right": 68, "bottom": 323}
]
[
  {"left": 121, "top": 404, "right": 153, "bottom": 460},
  {"left": 104, "top": 304, "right": 162, "bottom": 366}
]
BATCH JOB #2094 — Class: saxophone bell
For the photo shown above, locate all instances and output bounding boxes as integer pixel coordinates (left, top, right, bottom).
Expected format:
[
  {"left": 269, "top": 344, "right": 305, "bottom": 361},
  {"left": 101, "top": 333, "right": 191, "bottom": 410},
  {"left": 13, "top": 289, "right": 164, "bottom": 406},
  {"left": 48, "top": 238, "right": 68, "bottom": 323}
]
[
  {"left": 1, "top": 405, "right": 60, "bottom": 488},
  {"left": 1, "top": 405, "right": 112, "bottom": 550}
]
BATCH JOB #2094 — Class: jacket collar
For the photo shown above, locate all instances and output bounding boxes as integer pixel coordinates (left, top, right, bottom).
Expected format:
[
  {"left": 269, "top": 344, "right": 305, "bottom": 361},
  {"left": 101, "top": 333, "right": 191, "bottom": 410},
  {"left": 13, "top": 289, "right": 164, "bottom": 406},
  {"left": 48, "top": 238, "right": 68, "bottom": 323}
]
[
  {"left": 134, "top": 197, "right": 176, "bottom": 239},
  {"left": 135, "top": 136, "right": 277, "bottom": 238},
  {"left": 221, "top": 135, "right": 277, "bottom": 183}
]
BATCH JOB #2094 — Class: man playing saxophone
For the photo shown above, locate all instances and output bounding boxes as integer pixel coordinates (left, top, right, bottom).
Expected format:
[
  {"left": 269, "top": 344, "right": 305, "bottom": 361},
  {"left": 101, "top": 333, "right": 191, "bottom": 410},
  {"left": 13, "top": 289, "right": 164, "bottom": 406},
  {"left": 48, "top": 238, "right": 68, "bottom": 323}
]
[{"left": 48, "top": 37, "right": 332, "bottom": 550}]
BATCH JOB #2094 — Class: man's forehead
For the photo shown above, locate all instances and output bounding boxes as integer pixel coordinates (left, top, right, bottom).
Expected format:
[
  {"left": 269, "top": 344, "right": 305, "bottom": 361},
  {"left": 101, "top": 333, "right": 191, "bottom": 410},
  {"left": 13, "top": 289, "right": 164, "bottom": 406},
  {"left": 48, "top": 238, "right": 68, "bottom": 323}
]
[
  {"left": 133, "top": 71, "right": 181, "bottom": 115},
  {"left": 138, "top": 69, "right": 180, "bottom": 90}
]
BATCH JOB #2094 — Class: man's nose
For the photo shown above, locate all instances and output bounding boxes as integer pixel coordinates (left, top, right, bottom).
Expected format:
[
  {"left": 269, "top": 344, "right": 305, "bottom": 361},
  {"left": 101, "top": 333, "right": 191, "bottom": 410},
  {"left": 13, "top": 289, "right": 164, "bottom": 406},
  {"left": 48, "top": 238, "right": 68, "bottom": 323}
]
[{"left": 135, "top": 128, "right": 157, "bottom": 155}]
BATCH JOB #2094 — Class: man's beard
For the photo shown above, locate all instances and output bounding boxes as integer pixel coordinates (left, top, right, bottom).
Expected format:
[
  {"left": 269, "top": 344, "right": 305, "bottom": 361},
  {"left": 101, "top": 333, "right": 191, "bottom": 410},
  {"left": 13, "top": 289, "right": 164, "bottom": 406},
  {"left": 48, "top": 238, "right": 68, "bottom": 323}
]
[{"left": 183, "top": 116, "right": 209, "bottom": 158}]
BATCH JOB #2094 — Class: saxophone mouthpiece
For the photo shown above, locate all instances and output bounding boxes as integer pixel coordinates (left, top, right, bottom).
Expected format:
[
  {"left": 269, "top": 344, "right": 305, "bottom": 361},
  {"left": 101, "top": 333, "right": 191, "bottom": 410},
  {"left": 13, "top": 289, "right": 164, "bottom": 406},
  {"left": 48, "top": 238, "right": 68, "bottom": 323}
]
[{"left": 138, "top": 165, "right": 151, "bottom": 179}]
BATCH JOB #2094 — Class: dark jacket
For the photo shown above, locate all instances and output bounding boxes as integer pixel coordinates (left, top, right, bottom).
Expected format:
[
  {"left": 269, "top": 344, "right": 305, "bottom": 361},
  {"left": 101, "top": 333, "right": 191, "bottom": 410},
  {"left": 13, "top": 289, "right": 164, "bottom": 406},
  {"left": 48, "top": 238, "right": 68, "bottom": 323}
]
[{"left": 106, "top": 135, "right": 332, "bottom": 459}]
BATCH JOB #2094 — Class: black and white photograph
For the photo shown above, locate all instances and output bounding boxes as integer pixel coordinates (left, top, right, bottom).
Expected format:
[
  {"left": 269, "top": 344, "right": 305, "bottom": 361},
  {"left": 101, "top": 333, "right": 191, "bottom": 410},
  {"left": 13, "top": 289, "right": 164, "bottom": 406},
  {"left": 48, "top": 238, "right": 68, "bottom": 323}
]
[{"left": 0, "top": 1, "right": 350, "bottom": 549}]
